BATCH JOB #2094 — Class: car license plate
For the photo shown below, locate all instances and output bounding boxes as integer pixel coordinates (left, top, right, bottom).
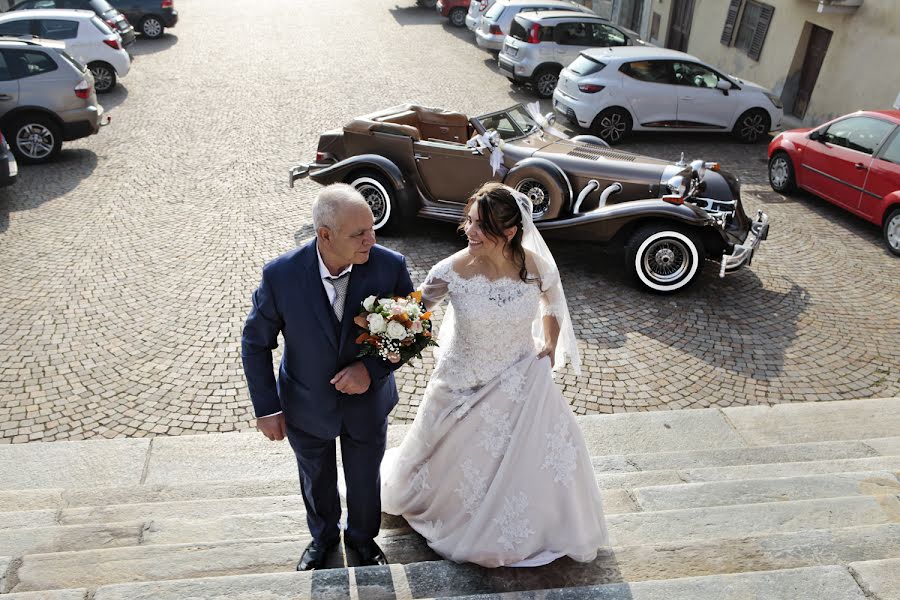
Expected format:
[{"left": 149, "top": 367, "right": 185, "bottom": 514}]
[{"left": 505, "top": 44, "right": 518, "bottom": 57}]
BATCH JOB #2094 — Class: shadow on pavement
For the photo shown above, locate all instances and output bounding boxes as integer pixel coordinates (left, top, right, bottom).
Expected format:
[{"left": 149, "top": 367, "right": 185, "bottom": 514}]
[
  {"left": 98, "top": 84, "right": 129, "bottom": 113},
  {"left": 0, "top": 149, "right": 98, "bottom": 234},
  {"left": 388, "top": 4, "right": 437, "bottom": 26},
  {"left": 130, "top": 33, "right": 179, "bottom": 56}
]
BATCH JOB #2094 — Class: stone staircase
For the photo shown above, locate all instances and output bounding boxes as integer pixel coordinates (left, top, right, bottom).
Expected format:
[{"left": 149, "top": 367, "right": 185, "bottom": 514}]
[{"left": 0, "top": 398, "right": 898, "bottom": 599}]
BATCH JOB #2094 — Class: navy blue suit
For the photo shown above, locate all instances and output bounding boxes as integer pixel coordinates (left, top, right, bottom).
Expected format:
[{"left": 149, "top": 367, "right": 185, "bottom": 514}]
[{"left": 241, "top": 241, "right": 414, "bottom": 546}]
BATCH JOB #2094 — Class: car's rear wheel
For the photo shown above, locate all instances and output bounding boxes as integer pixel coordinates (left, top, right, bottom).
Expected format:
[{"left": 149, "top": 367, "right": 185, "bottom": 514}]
[
  {"left": 141, "top": 15, "right": 164, "bottom": 39},
  {"left": 884, "top": 207, "right": 900, "bottom": 257},
  {"left": 733, "top": 108, "right": 770, "bottom": 143},
  {"left": 531, "top": 66, "right": 560, "bottom": 99},
  {"left": 503, "top": 168, "right": 564, "bottom": 220},
  {"left": 349, "top": 171, "right": 396, "bottom": 231},
  {"left": 89, "top": 62, "right": 116, "bottom": 94},
  {"left": 625, "top": 224, "right": 705, "bottom": 293},
  {"left": 6, "top": 114, "right": 62, "bottom": 165},
  {"left": 768, "top": 151, "right": 796, "bottom": 194},
  {"left": 449, "top": 7, "right": 466, "bottom": 26},
  {"left": 591, "top": 107, "right": 632, "bottom": 145}
]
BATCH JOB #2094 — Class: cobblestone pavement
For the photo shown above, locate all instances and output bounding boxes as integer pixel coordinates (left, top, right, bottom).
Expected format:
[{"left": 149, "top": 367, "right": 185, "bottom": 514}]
[{"left": 0, "top": 0, "right": 898, "bottom": 443}]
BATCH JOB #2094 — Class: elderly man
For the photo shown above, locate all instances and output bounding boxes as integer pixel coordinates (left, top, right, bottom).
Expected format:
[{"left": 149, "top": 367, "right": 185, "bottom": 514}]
[{"left": 242, "top": 183, "right": 414, "bottom": 570}]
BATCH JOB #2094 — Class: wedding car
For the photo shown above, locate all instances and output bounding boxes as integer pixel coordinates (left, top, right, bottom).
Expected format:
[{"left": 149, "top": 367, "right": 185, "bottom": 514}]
[{"left": 289, "top": 103, "right": 769, "bottom": 293}]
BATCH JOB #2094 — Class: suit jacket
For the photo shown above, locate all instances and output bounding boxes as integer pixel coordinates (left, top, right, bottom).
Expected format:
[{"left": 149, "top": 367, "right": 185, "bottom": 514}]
[{"left": 241, "top": 241, "right": 415, "bottom": 439}]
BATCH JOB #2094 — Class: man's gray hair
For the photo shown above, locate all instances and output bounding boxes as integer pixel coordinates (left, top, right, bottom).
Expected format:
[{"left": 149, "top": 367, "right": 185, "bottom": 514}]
[{"left": 312, "top": 183, "right": 372, "bottom": 231}]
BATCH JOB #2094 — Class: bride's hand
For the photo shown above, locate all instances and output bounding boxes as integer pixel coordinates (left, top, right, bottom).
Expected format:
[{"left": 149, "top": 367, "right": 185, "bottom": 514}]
[{"left": 537, "top": 343, "right": 556, "bottom": 367}]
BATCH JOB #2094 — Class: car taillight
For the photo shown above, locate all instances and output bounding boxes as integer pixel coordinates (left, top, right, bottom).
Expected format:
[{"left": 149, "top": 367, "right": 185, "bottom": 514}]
[
  {"left": 526, "top": 23, "right": 540, "bottom": 43},
  {"left": 489, "top": 24, "right": 502, "bottom": 35},
  {"left": 316, "top": 151, "right": 327, "bottom": 162},
  {"left": 105, "top": 18, "right": 116, "bottom": 28},
  {"left": 577, "top": 84, "right": 605, "bottom": 93},
  {"left": 103, "top": 38, "right": 121, "bottom": 50},
  {"left": 74, "top": 80, "right": 91, "bottom": 99},
  {"left": 161, "top": 0, "right": 173, "bottom": 7}
]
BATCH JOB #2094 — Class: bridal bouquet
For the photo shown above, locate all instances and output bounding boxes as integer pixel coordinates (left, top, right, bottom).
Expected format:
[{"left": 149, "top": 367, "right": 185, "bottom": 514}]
[{"left": 354, "top": 291, "right": 437, "bottom": 365}]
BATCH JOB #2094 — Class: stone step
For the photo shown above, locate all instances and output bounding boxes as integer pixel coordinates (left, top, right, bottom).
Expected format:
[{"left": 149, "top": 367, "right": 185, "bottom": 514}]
[
  {"left": 634, "top": 471, "right": 900, "bottom": 511},
  {"left": 849, "top": 558, "right": 900, "bottom": 599},
  {"left": 0, "top": 592, "right": 88, "bottom": 600},
  {"left": 0, "top": 510, "right": 58, "bottom": 532},
  {"left": 0, "top": 522, "right": 145, "bottom": 558},
  {"left": 594, "top": 455, "right": 900, "bottom": 488},
  {"left": 52, "top": 524, "right": 900, "bottom": 598}
]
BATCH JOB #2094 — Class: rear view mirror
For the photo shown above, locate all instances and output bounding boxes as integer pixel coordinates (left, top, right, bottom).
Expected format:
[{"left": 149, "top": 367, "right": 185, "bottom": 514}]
[
  {"left": 715, "top": 80, "right": 731, "bottom": 95},
  {"left": 809, "top": 130, "right": 821, "bottom": 141}
]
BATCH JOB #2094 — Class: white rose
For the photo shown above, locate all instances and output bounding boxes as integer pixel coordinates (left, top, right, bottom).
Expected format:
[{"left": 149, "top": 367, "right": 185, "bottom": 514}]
[
  {"left": 386, "top": 321, "right": 408, "bottom": 341},
  {"left": 362, "top": 295, "right": 377, "bottom": 312},
  {"left": 378, "top": 298, "right": 394, "bottom": 309},
  {"left": 405, "top": 303, "right": 421, "bottom": 318},
  {"left": 367, "top": 313, "right": 386, "bottom": 334}
]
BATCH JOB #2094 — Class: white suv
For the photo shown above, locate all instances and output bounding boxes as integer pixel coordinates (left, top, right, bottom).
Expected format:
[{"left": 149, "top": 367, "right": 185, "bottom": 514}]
[
  {"left": 553, "top": 46, "right": 783, "bottom": 144},
  {"left": 0, "top": 9, "right": 131, "bottom": 93},
  {"left": 475, "top": 0, "right": 592, "bottom": 51},
  {"left": 499, "top": 10, "right": 643, "bottom": 98}
]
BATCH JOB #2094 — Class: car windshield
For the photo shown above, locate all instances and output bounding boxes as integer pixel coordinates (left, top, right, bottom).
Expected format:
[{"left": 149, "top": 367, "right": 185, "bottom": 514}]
[
  {"left": 474, "top": 105, "right": 539, "bottom": 141},
  {"left": 484, "top": 2, "right": 504, "bottom": 20}
]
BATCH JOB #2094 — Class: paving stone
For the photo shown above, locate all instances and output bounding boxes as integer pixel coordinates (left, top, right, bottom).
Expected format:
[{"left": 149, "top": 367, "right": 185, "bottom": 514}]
[{"left": 850, "top": 558, "right": 900, "bottom": 600}]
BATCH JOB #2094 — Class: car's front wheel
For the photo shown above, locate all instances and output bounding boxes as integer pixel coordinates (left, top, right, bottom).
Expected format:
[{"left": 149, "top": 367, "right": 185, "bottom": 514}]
[
  {"left": 503, "top": 167, "right": 564, "bottom": 220},
  {"left": 141, "top": 15, "right": 165, "bottom": 39},
  {"left": 768, "top": 151, "right": 796, "bottom": 194},
  {"left": 88, "top": 62, "right": 116, "bottom": 94},
  {"left": 884, "top": 207, "right": 900, "bottom": 257},
  {"left": 733, "top": 108, "right": 770, "bottom": 144},
  {"left": 6, "top": 114, "right": 62, "bottom": 165},
  {"left": 349, "top": 172, "right": 396, "bottom": 231},
  {"left": 449, "top": 7, "right": 466, "bottom": 26},
  {"left": 531, "top": 66, "right": 560, "bottom": 99},
  {"left": 625, "top": 224, "right": 705, "bottom": 293},
  {"left": 591, "top": 107, "right": 632, "bottom": 145}
]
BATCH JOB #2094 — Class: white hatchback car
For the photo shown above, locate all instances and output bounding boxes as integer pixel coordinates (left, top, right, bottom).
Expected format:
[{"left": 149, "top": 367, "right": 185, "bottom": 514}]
[
  {"left": 553, "top": 46, "right": 783, "bottom": 144},
  {"left": 475, "top": 0, "right": 592, "bottom": 51},
  {"left": 0, "top": 9, "right": 130, "bottom": 93},
  {"left": 465, "top": 0, "right": 493, "bottom": 31}
]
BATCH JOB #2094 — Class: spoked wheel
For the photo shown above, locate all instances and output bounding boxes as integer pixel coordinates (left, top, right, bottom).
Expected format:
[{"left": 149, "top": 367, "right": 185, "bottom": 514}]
[
  {"left": 89, "top": 62, "right": 116, "bottom": 94},
  {"left": 8, "top": 115, "right": 62, "bottom": 164},
  {"left": 531, "top": 67, "right": 559, "bottom": 99},
  {"left": 626, "top": 224, "right": 705, "bottom": 293},
  {"left": 449, "top": 7, "right": 466, "bottom": 26},
  {"left": 591, "top": 107, "right": 632, "bottom": 145},
  {"left": 733, "top": 109, "right": 770, "bottom": 143},
  {"left": 884, "top": 208, "right": 900, "bottom": 257},
  {"left": 141, "top": 16, "right": 164, "bottom": 38},
  {"left": 349, "top": 172, "right": 395, "bottom": 231},
  {"left": 768, "top": 151, "right": 795, "bottom": 193},
  {"left": 514, "top": 178, "right": 552, "bottom": 219}
]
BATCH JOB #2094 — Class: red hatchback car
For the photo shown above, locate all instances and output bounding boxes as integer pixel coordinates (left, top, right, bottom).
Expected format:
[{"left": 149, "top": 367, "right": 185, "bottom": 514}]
[
  {"left": 436, "top": 0, "right": 471, "bottom": 27},
  {"left": 768, "top": 110, "right": 900, "bottom": 256}
]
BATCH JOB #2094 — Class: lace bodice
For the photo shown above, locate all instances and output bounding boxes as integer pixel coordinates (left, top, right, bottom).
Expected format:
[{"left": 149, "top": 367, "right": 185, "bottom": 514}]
[{"left": 420, "top": 257, "right": 563, "bottom": 390}]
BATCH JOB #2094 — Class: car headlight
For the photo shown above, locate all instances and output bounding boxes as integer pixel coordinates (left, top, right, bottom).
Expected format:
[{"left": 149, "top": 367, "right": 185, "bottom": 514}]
[{"left": 764, "top": 92, "right": 783, "bottom": 109}]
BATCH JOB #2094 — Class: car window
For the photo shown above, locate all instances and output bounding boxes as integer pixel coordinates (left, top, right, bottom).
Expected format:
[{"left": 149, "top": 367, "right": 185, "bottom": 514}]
[
  {"left": 672, "top": 61, "right": 719, "bottom": 88},
  {"left": 823, "top": 116, "right": 896, "bottom": 155},
  {"left": 91, "top": 15, "right": 113, "bottom": 34},
  {"left": 480, "top": 113, "right": 519, "bottom": 137},
  {"left": 3, "top": 49, "right": 58, "bottom": 79},
  {"left": 0, "top": 20, "right": 33, "bottom": 36},
  {"left": 17, "top": 0, "right": 56, "bottom": 7},
  {"left": 555, "top": 21, "right": 593, "bottom": 46},
  {"left": 37, "top": 19, "right": 79, "bottom": 40},
  {"left": 569, "top": 54, "right": 605, "bottom": 76},
  {"left": 588, "top": 23, "right": 627, "bottom": 47},
  {"left": 877, "top": 131, "right": 900, "bottom": 164},
  {"left": 620, "top": 60, "right": 672, "bottom": 84},
  {"left": 56, "top": 48, "right": 86, "bottom": 72},
  {"left": 485, "top": 2, "right": 504, "bottom": 19},
  {"left": 0, "top": 52, "right": 12, "bottom": 82}
]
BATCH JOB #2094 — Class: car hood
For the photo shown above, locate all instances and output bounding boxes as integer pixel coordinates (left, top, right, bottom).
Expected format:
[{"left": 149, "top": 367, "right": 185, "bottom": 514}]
[
  {"left": 526, "top": 138, "right": 674, "bottom": 178},
  {"left": 730, "top": 77, "right": 771, "bottom": 95}
]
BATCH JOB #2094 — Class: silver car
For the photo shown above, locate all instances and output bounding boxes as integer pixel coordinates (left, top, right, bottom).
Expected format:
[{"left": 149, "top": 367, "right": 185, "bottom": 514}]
[
  {"left": 0, "top": 37, "right": 106, "bottom": 164},
  {"left": 475, "top": 0, "right": 593, "bottom": 51}
]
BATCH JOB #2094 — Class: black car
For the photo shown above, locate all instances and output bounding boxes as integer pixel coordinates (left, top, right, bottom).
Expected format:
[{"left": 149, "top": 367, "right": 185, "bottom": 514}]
[
  {"left": 0, "top": 133, "right": 18, "bottom": 188},
  {"left": 107, "top": 0, "right": 177, "bottom": 39},
  {"left": 10, "top": 0, "right": 136, "bottom": 47}
]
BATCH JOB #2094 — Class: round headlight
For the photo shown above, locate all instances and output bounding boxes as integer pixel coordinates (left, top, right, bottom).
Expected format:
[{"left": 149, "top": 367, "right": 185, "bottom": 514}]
[{"left": 666, "top": 175, "right": 686, "bottom": 197}]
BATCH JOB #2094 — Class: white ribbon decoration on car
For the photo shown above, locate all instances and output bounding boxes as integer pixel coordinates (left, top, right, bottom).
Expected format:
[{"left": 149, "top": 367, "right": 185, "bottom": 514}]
[
  {"left": 524, "top": 101, "right": 568, "bottom": 139},
  {"left": 466, "top": 130, "right": 505, "bottom": 176}
]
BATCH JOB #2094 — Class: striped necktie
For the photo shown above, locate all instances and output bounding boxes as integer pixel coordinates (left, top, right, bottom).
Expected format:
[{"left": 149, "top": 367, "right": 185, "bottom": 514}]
[{"left": 330, "top": 272, "right": 351, "bottom": 322}]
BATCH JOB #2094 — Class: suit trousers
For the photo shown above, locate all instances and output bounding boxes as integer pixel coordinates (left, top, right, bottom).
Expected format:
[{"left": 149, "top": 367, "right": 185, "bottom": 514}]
[{"left": 286, "top": 418, "right": 388, "bottom": 546}]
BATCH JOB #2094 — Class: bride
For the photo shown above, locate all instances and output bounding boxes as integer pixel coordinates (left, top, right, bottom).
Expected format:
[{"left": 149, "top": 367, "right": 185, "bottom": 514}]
[{"left": 381, "top": 182, "right": 609, "bottom": 568}]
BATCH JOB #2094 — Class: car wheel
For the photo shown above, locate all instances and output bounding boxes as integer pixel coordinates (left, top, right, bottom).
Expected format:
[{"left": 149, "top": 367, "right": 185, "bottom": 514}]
[
  {"left": 884, "top": 207, "right": 900, "bottom": 257},
  {"left": 591, "top": 107, "right": 632, "bottom": 145},
  {"left": 504, "top": 168, "right": 563, "bottom": 220},
  {"left": 141, "top": 15, "right": 164, "bottom": 39},
  {"left": 733, "top": 108, "right": 770, "bottom": 144},
  {"left": 768, "top": 151, "right": 796, "bottom": 194},
  {"left": 6, "top": 114, "right": 62, "bottom": 165},
  {"left": 531, "top": 66, "right": 560, "bottom": 99},
  {"left": 449, "top": 7, "right": 466, "bottom": 26},
  {"left": 89, "top": 62, "right": 116, "bottom": 94},
  {"left": 625, "top": 224, "right": 705, "bottom": 293},
  {"left": 349, "top": 172, "right": 395, "bottom": 231}
]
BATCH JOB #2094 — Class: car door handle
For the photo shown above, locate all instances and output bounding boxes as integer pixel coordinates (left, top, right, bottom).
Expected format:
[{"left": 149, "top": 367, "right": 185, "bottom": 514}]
[
  {"left": 0, "top": 94, "right": 11, "bottom": 101},
  {"left": 680, "top": 96, "right": 694, "bottom": 100},
  {"left": 854, "top": 163, "right": 867, "bottom": 170},
  {"left": 414, "top": 153, "right": 430, "bottom": 160}
]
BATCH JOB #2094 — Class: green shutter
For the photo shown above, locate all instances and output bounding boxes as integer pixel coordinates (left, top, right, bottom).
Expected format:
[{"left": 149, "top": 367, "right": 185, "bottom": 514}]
[
  {"left": 748, "top": 3, "right": 774, "bottom": 60},
  {"left": 721, "top": 0, "right": 742, "bottom": 46}
]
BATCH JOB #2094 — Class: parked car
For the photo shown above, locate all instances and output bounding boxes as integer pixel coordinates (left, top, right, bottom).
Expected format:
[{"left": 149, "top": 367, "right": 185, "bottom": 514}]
[
  {"left": 0, "top": 9, "right": 131, "bottom": 93},
  {"left": 107, "top": 0, "right": 177, "bottom": 39},
  {"left": 10, "top": 0, "right": 135, "bottom": 47},
  {"left": 436, "top": 0, "right": 470, "bottom": 27},
  {"left": 499, "top": 10, "right": 644, "bottom": 98},
  {"left": 0, "top": 37, "right": 107, "bottom": 164},
  {"left": 0, "top": 132, "right": 18, "bottom": 187},
  {"left": 288, "top": 103, "right": 769, "bottom": 293},
  {"left": 768, "top": 110, "right": 900, "bottom": 256},
  {"left": 475, "top": 0, "right": 593, "bottom": 51},
  {"left": 465, "top": 0, "right": 493, "bottom": 31},
  {"left": 553, "top": 46, "right": 784, "bottom": 144}
]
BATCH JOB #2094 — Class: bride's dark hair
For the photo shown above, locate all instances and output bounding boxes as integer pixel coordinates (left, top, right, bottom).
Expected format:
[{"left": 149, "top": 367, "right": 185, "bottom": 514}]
[{"left": 459, "top": 182, "right": 529, "bottom": 283}]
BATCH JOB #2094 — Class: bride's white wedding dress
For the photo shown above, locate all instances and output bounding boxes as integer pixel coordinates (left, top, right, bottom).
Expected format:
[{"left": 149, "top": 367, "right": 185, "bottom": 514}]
[{"left": 381, "top": 256, "right": 609, "bottom": 568}]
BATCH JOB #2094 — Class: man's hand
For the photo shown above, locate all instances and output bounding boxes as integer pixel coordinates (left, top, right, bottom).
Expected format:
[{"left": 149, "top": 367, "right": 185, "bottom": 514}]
[
  {"left": 330, "top": 361, "right": 371, "bottom": 395},
  {"left": 257, "top": 413, "right": 287, "bottom": 441}
]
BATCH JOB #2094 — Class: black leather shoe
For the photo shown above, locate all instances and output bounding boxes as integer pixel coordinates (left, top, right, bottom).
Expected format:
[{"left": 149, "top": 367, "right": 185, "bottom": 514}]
[
  {"left": 297, "top": 538, "right": 340, "bottom": 571},
  {"left": 344, "top": 539, "right": 388, "bottom": 567}
]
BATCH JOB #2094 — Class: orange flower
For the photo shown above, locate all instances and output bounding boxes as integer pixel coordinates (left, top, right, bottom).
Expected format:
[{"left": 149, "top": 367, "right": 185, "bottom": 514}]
[
  {"left": 410, "top": 290, "right": 422, "bottom": 302},
  {"left": 421, "top": 311, "right": 432, "bottom": 320}
]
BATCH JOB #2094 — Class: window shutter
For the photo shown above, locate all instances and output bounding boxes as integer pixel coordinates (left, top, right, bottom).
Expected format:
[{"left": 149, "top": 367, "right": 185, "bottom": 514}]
[
  {"left": 748, "top": 4, "right": 774, "bottom": 60},
  {"left": 721, "top": 0, "right": 742, "bottom": 46}
]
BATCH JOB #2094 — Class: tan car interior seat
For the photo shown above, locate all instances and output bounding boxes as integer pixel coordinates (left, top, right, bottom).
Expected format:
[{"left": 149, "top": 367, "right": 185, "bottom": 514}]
[{"left": 344, "top": 105, "right": 472, "bottom": 144}]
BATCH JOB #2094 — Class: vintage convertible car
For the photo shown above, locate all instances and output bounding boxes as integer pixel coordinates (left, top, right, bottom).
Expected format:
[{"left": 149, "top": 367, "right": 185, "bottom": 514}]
[{"left": 289, "top": 103, "right": 769, "bottom": 293}]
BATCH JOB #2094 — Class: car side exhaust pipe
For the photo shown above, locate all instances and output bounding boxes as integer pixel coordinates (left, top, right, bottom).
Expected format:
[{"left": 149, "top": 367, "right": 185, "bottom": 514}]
[{"left": 574, "top": 180, "right": 621, "bottom": 214}]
